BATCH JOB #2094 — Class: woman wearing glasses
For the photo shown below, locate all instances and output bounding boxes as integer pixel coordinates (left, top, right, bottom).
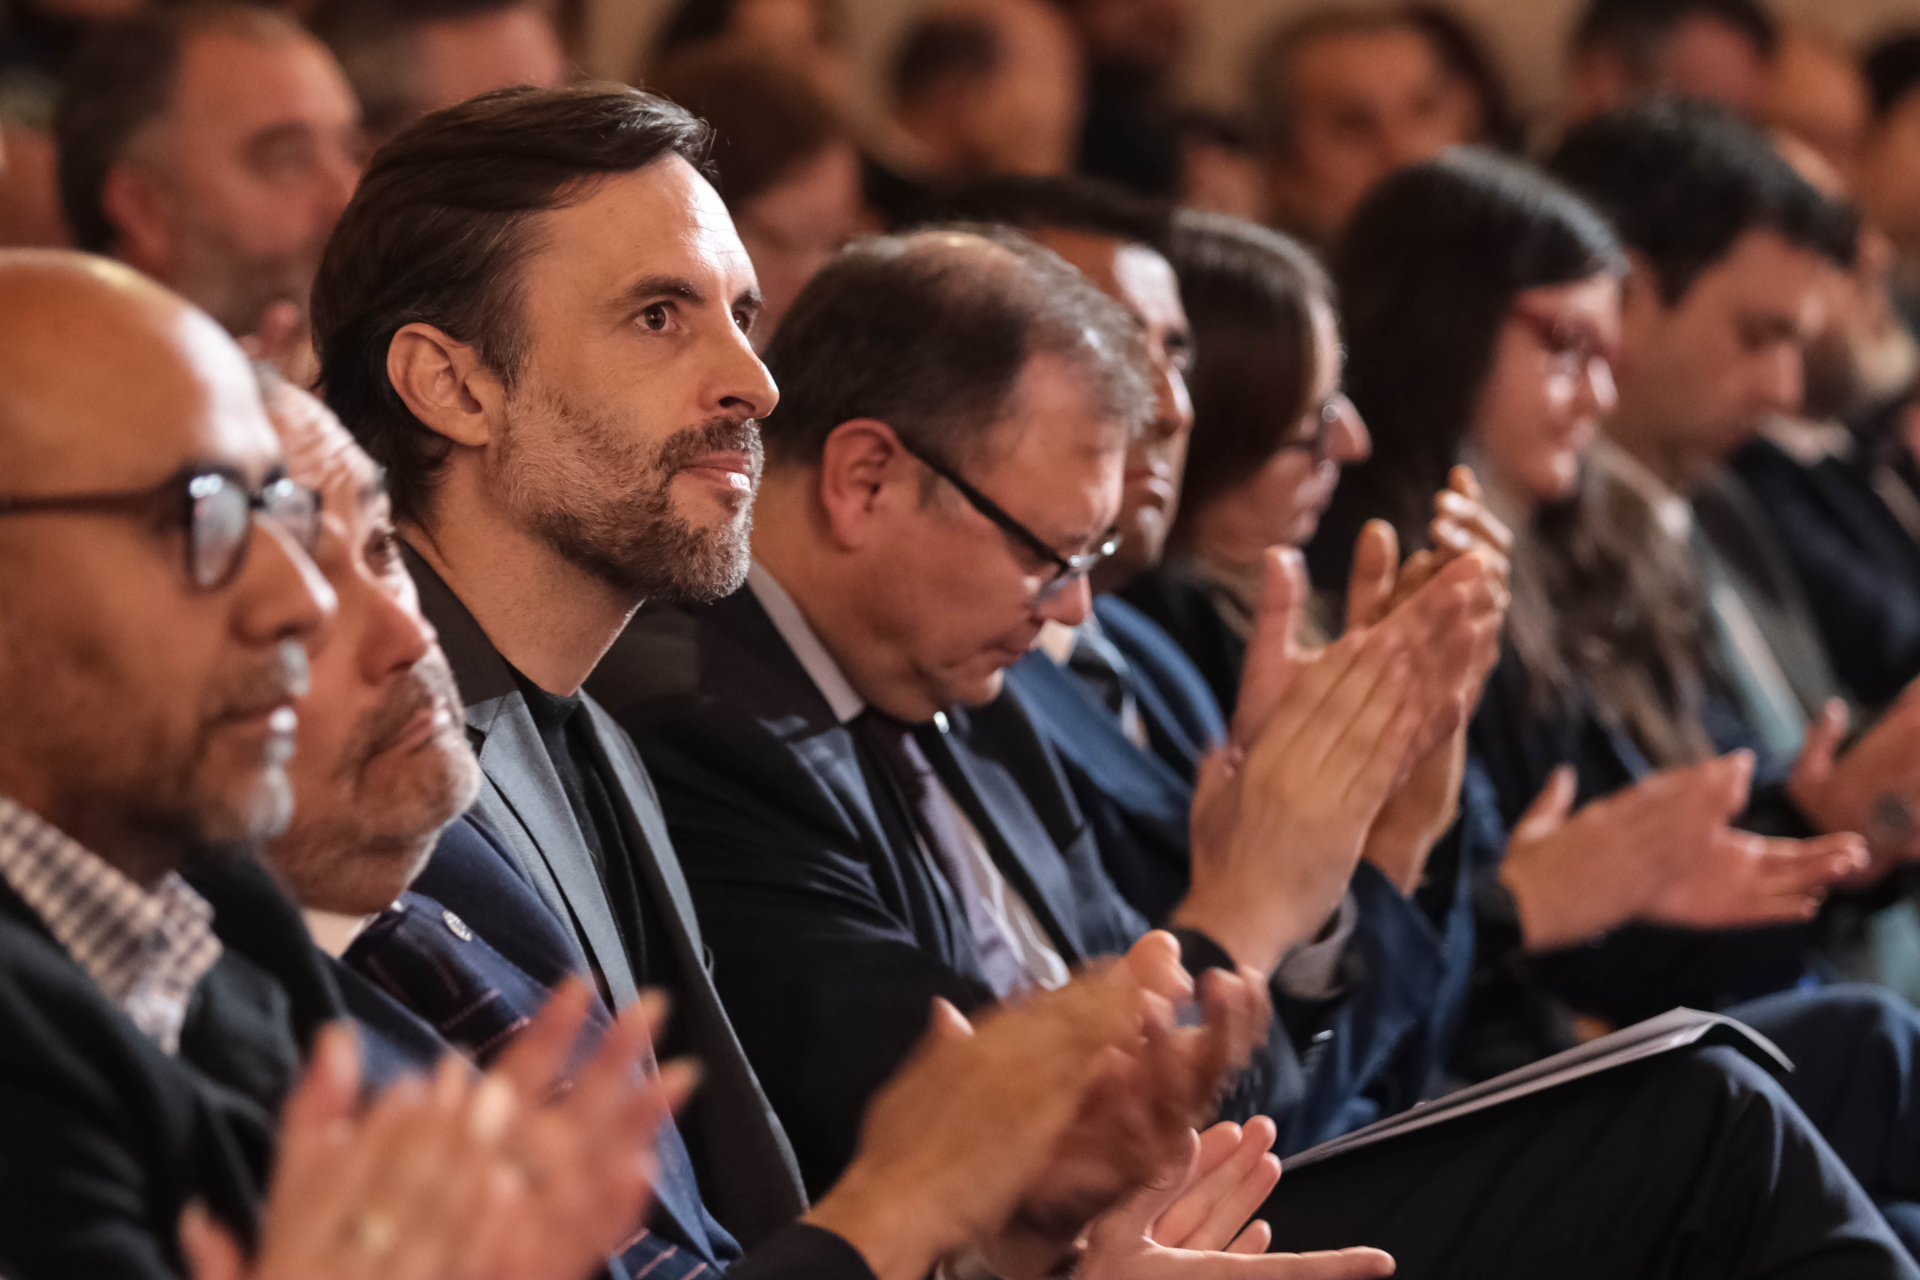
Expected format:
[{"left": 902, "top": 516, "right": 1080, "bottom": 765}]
[
  {"left": 1317, "top": 148, "right": 1868, "bottom": 1080},
  {"left": 1117, "top": 211, "right": 1372, "bottom": 720}
]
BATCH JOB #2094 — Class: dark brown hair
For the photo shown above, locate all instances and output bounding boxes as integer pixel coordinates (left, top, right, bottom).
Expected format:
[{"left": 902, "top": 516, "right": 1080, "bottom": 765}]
[
  {"left": 759, "top": 228, "right": 1152, "bottom": 472},
  {"left": 310, "top": 84, "right": 710, "bottom": 525},
  {"left": 1165, "top": 209, "right": 1330, "bottom": 549},
  {"left": 1327, "top": 148, "right": 1719, "bottom": 766}
]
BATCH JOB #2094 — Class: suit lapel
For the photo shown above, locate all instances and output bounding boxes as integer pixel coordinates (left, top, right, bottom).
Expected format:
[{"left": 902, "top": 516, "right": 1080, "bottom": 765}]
[
  {"left": 405, "top": 547, "right": 639, "bottom": 1010},
  {"left": 1010, "top": 654, "right": 1193, "bottom": 849}
]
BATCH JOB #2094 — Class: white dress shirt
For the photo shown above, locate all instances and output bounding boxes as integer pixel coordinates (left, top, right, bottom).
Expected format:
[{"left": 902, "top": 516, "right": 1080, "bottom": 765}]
[{"left": 749, "top": 563, "right": 1070, "bottom": 994}]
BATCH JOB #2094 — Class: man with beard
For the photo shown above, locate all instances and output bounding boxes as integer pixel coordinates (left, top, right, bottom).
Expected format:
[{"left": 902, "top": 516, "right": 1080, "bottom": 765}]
[
  {"left": 54, "top": 3, "right": 361, "bottom": 379},
  {"left": 256, "top": 373, "right": 1340, "bottom": 1280},
  {"left": 0, "top": 249, "right": 340, "bottom": 1275},
  {"left": 311, "top": 84, "right": 1297, "bottom": 1280}
]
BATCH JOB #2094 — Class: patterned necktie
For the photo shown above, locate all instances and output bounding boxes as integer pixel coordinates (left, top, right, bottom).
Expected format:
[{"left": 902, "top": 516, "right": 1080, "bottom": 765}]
[{"left": 852, "top": 709, "right": 1032, "bottom": 996}]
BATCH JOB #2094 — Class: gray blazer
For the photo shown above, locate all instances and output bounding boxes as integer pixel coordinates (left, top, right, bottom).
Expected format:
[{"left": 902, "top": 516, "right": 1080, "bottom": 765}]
[{"left": 406, "top": 546, "right": 807, "bottom": 1247}]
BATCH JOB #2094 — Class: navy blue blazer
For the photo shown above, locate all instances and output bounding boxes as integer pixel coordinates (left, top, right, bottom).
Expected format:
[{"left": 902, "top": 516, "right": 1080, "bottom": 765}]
[
  {"left": 1732, "top": 436, "right": 1920, "bottom": 711},
  {"left": 1004, "top": 597, "right": 1491, "bottom": 1152},
  {"left": 340, "top": 816, "right": 875, "bottom": 1280},
  {"left": 590, "top": 589, "right": 1287, "bottom": 1195}
]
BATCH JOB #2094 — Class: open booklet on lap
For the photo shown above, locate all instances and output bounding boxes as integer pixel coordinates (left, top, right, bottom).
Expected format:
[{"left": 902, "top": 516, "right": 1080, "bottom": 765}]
[{"left": 1285, "top": 1008, "right": 1792, "bottom": 1171}]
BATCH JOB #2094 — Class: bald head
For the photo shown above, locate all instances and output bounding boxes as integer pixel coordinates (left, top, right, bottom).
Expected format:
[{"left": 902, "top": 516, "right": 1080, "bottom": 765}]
[
  {"left": 0, "top": 249, "right": 333, "bottom": 884},
  {"left": 0, "top": 251, "right": 270, "bottom": 492}
]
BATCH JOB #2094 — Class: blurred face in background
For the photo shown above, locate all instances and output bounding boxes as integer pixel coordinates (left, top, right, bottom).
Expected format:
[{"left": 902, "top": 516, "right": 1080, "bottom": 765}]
[
  {"left": 899, "top": 0, "right": 1085, "bottom": 180},
  {"left": 733, "top": 140, "right": 866, "bottom": 347},
  {"left": 1028, "top": 226, "right": 1193, "bottom": 585},
  {"left": 1471, "top": 273, "right": 1621, "bottom": 509},
  {"left": 1609, "top": 229, "right": 1828, "bottom": 486},
  {"left": 1568, "top": 14, "right": 1772, "bottom": 124},
  {"left": 1262, "top": 23, "right": 1461, "bottom": 245},
  {"left": 1188, "top": 300, "right": 1370, "bottom": 558},
  {"left": 1859, "top": 87, "right": 1920, "bottom": 255},
  {"left": 105, "top": 26, "right": 361, "bottom": 340},
  {"left": 411, "top": 6, "right": 565, "bottom": 118}
]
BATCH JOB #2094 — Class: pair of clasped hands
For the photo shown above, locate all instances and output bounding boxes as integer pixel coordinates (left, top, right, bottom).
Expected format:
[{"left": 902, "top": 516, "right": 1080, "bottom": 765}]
[{"left": 180, "top": 946, "right": 1388, "bottom": 1280}]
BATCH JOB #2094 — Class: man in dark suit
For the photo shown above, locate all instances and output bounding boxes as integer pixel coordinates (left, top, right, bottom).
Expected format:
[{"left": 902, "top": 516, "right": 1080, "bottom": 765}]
[
  {"left": 928, "top": 179, "right": 1503, "bottom": 1149},
  {"left": 308, "top": 84, "right": 1311, "bottom": 1280},
  {"left": 593, "top": 221, "right": 1920, "bottom": 1276},
  {"left": 0, "top": 252, "right": 344, "bottom": 1277}
]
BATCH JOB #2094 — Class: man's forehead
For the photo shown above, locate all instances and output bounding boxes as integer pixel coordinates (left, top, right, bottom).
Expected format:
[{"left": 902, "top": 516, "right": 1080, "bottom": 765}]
[
  {"left": 168, "top": 27, "right": 356, "bottom": 137},
  {"left": 0, "top": 279, "right": 278, "bottom": 488},
  {"left": 531, "top": 157, "right": 756, "bottom": 296}
]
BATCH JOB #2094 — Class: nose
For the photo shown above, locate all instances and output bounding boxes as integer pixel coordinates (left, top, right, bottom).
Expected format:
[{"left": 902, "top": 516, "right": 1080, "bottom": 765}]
[
  {"left": 236, "top": 516, "right": 337, "bottom": 650},
  {"left": 713, "top": 332, "right": 780, "bottom": 424},
  {"left": 1585, "top": 358, "right": 1619, "bottom": 416},
  {"left": 1035, "top": 574, "right": 1093, "bottom": 628},
  {"left": 356, "top": 571, "right": 434, "bottom": 685},
  {"left": 1760, "top": 344, "right": 1804, "bottom": 416},
  {"left": 1152, "top": 357, "right": 1193, "bottom": 444},
  {"left": 1330, "top": 398, "right": 1372, "bottom": 465}
]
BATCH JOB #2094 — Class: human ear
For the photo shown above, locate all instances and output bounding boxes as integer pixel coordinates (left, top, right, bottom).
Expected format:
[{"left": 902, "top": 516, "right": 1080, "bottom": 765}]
[
  {"left": 99, "top": 163, "right": 173, "bottom": 271},
  {"left": 386, "top": 323, "right": 502, "bottom": 451},
  {"left": 1615, "top": 251, "right": 1665, "bottom": 377},
  {"left": 815, "top": 419, "right": 918, "bottom": 551}
]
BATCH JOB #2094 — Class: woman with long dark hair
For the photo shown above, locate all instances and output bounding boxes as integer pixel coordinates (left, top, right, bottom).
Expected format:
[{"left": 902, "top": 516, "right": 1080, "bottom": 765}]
[
  {"left": 1118, "top": 211, "right": 1372, "bottom": 717},
  {"left": 1322, "top": 148, "right": 1866, "bottom": 1075}
]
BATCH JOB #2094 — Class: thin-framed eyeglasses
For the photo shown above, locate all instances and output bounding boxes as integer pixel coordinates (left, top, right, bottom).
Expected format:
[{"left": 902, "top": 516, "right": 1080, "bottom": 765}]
[
  {"left": 895, "top": 435, "right": 1122, "bottom": 606},
  {"left": 1278, "top": 391, "right": 1353, "bottom": 465},
  {"left": 0, "top": 464, "right": 323, "bottom": 589},
  {"left": 1510, "top": 306, "right": 1617, "bottom": 381}
]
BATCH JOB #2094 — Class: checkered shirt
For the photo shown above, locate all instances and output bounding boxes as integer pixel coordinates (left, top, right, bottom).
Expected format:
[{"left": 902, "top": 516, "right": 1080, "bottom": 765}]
[{"left": 0, "top": 796, "right": 222, "bottom": 1054}]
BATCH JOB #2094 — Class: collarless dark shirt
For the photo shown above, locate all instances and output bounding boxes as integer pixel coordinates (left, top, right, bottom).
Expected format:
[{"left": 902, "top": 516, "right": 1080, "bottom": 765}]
[{"left": 509, "top": 668, "right": 679, "bottom": 1008}]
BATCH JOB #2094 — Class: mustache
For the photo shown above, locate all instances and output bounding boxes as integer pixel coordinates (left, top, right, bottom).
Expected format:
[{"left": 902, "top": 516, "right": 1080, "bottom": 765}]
[
  {"left": 338, "top": 649, "right": 463, "bottom": 780},
  {"left": 211, "top": 639, "right": 310, "bottom": 719},
  {"left": 656, "top": 417, "right": 763, "bottom": 480}
]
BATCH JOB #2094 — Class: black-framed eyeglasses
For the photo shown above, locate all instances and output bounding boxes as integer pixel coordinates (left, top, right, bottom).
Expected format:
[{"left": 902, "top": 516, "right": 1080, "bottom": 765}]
[
  {"left": 0, "top": 464, "right": 322, "bottom": 589},
  {"left": 896, "top": 436, "right": 1122, "bottom": 605},
  {"left": 1280, "top": 391, "right": 1351, "bottom": 465}
]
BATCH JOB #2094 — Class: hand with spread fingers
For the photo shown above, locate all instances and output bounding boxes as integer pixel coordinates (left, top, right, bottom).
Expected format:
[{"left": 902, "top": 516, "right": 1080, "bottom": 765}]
[
  {"left": 1789, "top": 688, "right": 1920, "bottom": 882},
  {"left": 1076, "top": 1118, "right": 1395, "bottom": 1279},
  {"left": 810, "top": 931, "right": 1272, "bottom": 1280},
  {"left": 1503, "top": 755, "right": 1868, "bottom": 952},
  {"left": 1347, "top": 468, "right": 1513, "bottom": 893},
  {"left": 180, "top": 982, "right": 695, "bottom": 1280},
  {"left": 1179, "top": 541, "right": 1493, "bottom": 974}
]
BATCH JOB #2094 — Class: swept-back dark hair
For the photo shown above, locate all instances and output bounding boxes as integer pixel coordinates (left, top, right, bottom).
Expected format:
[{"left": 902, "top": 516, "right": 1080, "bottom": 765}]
[
  {"left": 55, "top": 3, "right": 304, "bottom": 254},
  {"left": 759, "top": 228, "right": 1152, "bottom": 473},
  {"left": 1164, "top": 210, "right": 1330, "bottom": 549},
  {"left": 1316, "top": 147, "right": 1624, "bottom": 571},
  {"left": 311, "top": 84, "right": 709, "bottom": 526},
  {"left": 1326, "top": 147, "right": 1726, "bottom": 766},
  {"left": 1549, "top": 98, "right": 1856, "bottom": 305}
]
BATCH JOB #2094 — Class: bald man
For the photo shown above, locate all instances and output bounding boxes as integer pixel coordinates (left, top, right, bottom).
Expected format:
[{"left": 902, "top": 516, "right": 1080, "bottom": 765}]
[{"left": 0, "top": 249, "right": 343, "bottom": 1277}]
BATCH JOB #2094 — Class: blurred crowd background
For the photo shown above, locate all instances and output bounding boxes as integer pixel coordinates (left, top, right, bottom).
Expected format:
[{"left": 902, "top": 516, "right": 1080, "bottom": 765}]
[{"left": 12, "top": 0, "right": 1920, "bottom": 264}]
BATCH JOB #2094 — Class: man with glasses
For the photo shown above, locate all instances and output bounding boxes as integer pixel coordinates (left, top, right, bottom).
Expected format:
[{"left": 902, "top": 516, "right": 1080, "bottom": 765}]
[
  {"left": 0, "top": 248, "right": 340, "bottom": 1275},
  {"left": 590, "top": 223, "right": 1505, "bottom": 1201}
]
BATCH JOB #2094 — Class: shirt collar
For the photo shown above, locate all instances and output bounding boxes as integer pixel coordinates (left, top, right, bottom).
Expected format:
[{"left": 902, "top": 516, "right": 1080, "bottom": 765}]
[
  {"left": 1762, "top": 415, "right": 1855, "bottom": 466},
  {"left": 0, "top": 796, "right": 222, "bottom": 1054},
  {"left": 748, "top": 562, "right": 867, "bottom": 724}
]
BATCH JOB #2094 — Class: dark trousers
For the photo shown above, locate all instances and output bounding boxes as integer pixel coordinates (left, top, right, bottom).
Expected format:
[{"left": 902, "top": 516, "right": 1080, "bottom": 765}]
[
  {"left": 1258, "top": 1045, "right": 1917, "bottom": 1279},
  {"left": 1735, "top": 984, "right": 1920, "bottom": 1255}
]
